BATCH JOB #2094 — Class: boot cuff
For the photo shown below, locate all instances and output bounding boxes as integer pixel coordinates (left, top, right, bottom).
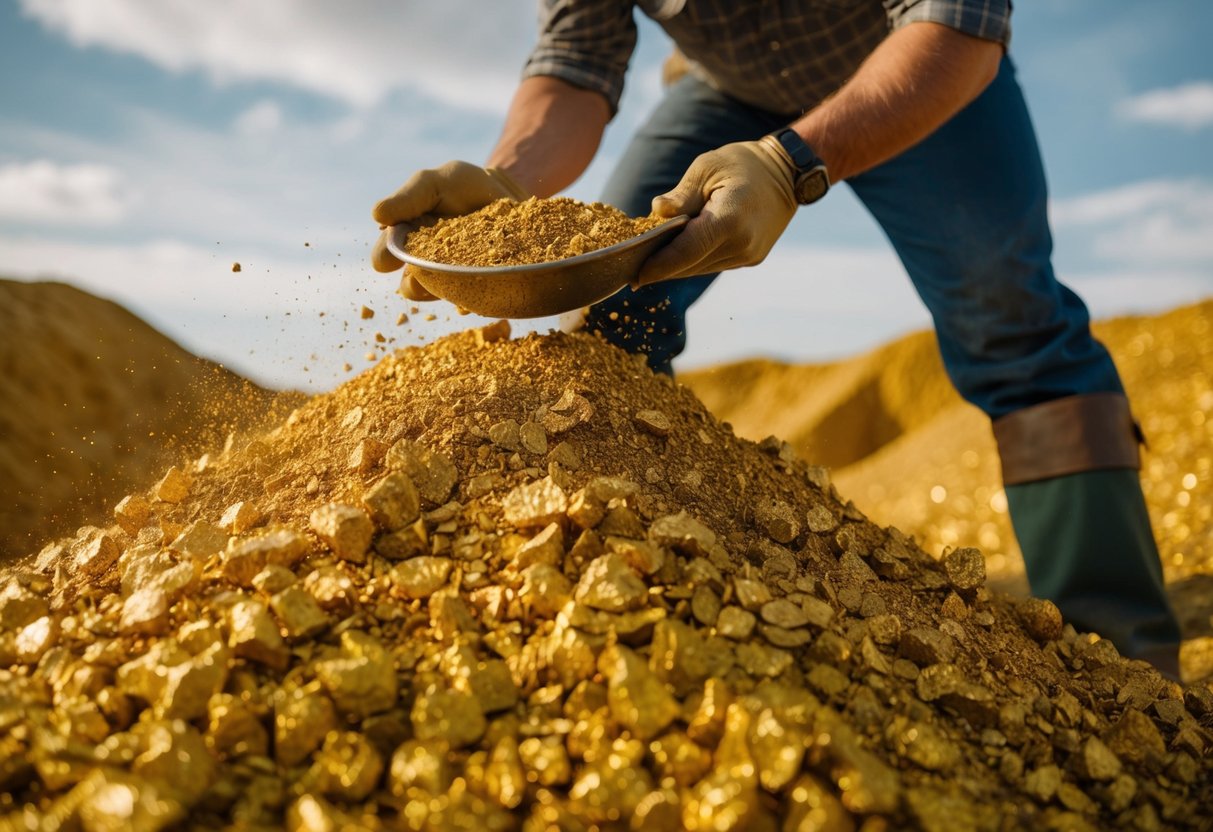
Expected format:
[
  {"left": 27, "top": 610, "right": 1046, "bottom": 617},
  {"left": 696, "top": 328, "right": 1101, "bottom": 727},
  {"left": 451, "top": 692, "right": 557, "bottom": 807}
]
[{"left": 994, "top": 392, "right": 1142, "bottom": 485}]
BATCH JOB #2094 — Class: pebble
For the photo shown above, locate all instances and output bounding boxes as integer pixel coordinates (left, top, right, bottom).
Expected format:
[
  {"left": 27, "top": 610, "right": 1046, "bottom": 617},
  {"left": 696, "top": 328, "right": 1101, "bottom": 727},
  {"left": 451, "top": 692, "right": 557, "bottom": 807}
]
[
  {"left": 269, "top": 587, "right": 330, "bottom": 640},
  {"left": 309, "top": 502, "right": 374, "bottom": 563},
  {"left": 385, "top": 439, "right": 458, "bottom": 506},
  {"left": 942, "top": 547, "right": 985, "bottom": 591},
  {"left": 389, "top": 556, "right": 453, "bottom": 600},
  {"left": 599, "top": 643, "right": 680, "bottom": 741},
  {"left": 275, "top": 684, "right": 338, "bottom": 767},
  {"left": 227, "top": 598, "right": 290, "bottom": 670},
  {"left": 361, "top": 472, "right": 420, "bottom": 530},
  {"left": 716, "top": 606, "right": 757, "bottom": 640},
  {"left": 114, "top": 494, "right": 151, "bottom": 535},
  {"left": 1016, "top": 597, "right": 1063, "bottom": 641},
  {"left": 574, "top": 553, "right": 648, "bottom": 613},
  {"left": 502, "top": 477, "right": 568, "bottom": 528},
  {"left": 153, "top": 466, "right": 192, "bottom": 503},
  {"left": 305, "top": 731, "right": 383, "bottom": 801},
  {"left": 410, "top": 685, "right": 487, "bottom": 748},
  {"left": 899, "top": 627, "right": 958, "bottom": 666},
  {"left": 756, "top": 500, "right": 800, "bottom": 543},
  {"left": 219, "top": 500, "right": 264, "bottom": 534},
  {"left": 634, "top": 409, "right": 671, "bottom": 437},
  {"left": 315, "top": 630, "right": 398, "bottom": 718}
]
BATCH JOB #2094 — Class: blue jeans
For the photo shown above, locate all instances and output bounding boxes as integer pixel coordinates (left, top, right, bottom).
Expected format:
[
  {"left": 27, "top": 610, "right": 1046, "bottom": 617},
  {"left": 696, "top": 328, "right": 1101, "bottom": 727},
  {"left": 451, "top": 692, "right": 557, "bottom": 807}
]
[{"left": 586, "top": 58, "right": 1124, "bottom": 421}]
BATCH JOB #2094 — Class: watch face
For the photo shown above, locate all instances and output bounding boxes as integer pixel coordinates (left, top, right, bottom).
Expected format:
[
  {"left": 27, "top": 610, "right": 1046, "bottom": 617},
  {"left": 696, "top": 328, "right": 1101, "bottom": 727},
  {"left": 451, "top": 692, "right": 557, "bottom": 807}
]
[{"left": 796, "top": 168, "right": 829, "bottom": 205}]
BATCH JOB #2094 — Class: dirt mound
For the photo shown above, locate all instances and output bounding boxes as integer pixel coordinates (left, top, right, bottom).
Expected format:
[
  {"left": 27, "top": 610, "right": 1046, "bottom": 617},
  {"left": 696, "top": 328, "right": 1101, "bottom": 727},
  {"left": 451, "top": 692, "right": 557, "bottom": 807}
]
[
  {"left": 685, "top": 300, "right": 1213, "bottom": 675},
  {"left": 0, "top": 279, "right": 289, "bottom": 563},
  {"left": 3, "top": 325, "right": 1209, "bottom": 829},
  {"left": 686, "top": 331, "right": 959, "bottom": 470}
]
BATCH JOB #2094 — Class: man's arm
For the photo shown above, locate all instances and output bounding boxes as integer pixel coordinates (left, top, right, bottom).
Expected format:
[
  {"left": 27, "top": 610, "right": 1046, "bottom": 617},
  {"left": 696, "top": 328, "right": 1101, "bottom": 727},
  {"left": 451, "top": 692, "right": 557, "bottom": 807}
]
[
  {"left": 791, "top": 21, "right": 1002, "bottom": 183},
  {"left": 638, "top": 21, "right": 1003, "bottom": 284},
  {"left": 487, "top": 76, "right": 611, "bottom": 197}
]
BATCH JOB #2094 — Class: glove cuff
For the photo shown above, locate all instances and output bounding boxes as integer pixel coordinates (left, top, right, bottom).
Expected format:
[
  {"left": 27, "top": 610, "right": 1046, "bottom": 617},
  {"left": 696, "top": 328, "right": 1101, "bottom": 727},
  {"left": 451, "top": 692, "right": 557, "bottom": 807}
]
[
  {"left": 486, "top": 167, "right": 532, "bottom": 201},
  {"left": 757, "top": 135, "right": 799, "bottom": 186}
]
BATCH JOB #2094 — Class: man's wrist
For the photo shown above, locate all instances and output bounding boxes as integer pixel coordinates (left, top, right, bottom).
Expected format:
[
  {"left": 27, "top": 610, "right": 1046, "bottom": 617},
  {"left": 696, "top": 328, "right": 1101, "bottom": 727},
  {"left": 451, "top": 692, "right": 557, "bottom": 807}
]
[{"left": 766, "top": 129, "right": 831, "bottom": 205}]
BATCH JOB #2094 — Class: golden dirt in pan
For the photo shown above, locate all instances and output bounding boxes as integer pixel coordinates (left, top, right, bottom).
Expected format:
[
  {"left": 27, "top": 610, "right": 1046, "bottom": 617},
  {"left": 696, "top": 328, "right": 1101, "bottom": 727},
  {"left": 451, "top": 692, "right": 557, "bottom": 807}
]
[{"left": 404, "top": 197, "right": 664, "bottom": 268}]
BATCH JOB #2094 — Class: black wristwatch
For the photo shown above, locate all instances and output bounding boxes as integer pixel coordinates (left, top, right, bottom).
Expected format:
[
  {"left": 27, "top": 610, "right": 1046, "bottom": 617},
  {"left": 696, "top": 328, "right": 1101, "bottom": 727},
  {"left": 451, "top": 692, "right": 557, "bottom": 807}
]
[{"left": 769, "top": 128, "right": 830, "bottom": 205}]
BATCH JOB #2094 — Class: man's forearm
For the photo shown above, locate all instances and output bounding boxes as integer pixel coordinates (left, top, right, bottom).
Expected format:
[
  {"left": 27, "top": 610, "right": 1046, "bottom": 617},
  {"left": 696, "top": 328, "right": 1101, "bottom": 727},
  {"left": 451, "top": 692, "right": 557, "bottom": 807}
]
[
  {"left": 793, "top": 22, "right": 1003, "bottom": 183},
  {"left": 487, "top": 76, "right": 611, "bottom": 197}
]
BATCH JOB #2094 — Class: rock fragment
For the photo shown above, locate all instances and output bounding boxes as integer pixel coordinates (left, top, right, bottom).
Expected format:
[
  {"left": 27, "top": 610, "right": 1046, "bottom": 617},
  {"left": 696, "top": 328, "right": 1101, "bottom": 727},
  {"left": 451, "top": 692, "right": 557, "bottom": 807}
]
[
  {"left": 361, "top": 472, "right": 420, "bottom": 530},
  {"left": 309, "top": 502, "right": 374, "bottom": 563},
  {"left": 385, "top": 439, "right": 458, "bottom": 506},
  {"left": 227, "top": 597, "right": 290, "bottom": 670},
  {"left": 389, "top": 556, "right": 452, "bottom": 600},
  {"left": 502, "top": 477, "right": 568, "bottom": 528},
  {"left": 153, "top": 466, "right": 192, "bottom": 503},
  {"left": 219, "top": 500, "right": 264, "bottom": 534},
  {"left": 114, "top": 494, "right": 151, "bottom": 535},
  {"left": 943, "top": 547, "right": 985, "bottom": 591},
  {"left": 756, "top": 501, "right": 800, "bottom": 544},
  {"left": 634, "top": 409, "right": 671, "bottom": 437},
  {"left": 574, "top": 553, "right": 648, "bottom": 612},
  {"left": 1016, "top": 597, "right": 1063, "bottom": 641}
]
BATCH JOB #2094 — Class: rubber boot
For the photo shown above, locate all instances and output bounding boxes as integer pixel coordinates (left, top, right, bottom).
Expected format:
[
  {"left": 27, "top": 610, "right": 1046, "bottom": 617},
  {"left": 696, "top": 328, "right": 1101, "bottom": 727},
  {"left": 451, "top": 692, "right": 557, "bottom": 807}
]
[
  {"left": 1006, "top": 468, "right": 1181, "bottom": 678},
  {"left": 994, "top": 393, "right": 1181, "bottom": 678}
]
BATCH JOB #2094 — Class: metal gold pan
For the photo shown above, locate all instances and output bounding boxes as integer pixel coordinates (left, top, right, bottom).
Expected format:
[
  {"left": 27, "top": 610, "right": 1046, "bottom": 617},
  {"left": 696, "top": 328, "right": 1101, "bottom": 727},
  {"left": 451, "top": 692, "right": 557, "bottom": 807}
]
[{"left": 386, "top": 215, "right": 689, "bottom": 319}]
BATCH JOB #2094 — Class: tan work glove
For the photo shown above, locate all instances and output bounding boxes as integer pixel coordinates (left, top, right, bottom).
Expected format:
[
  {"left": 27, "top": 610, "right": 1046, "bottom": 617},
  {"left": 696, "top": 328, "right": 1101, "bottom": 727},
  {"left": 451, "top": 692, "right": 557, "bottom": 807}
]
[
  {"left": 636, "top": 136, "right": 798, "bottom": 287},
  {"left": 371, "top": 161, "right": 530, "bottom": 300}
]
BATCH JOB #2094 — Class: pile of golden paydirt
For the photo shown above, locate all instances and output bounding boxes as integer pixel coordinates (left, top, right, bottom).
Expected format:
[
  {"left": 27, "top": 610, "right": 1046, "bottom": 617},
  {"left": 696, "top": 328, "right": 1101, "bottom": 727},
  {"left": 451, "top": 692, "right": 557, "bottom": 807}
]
[
  {"left": 2, "top": 325, "right": 1210, "bottom": 830},
  {"left": 404, "top": 198, "right": 664, "bottom": 267},
  {"left": 0, "top": 280, "right": 290, "bottom": 563},
  {"left": 684, "top": 300, "right": 1213, "bottom": 678}
]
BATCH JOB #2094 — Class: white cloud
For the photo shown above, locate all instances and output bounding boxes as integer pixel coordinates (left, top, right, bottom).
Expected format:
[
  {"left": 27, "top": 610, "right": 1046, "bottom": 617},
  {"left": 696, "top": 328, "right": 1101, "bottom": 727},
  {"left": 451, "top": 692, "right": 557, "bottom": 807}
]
[
  {"left": 1052, "top": 179, "right": 1213, "bottom": 264},
  {"left": 1117, "top": 81, "right": 1213, "bottom": 130},
  {"left": 17, "top": 0, "right": 536, "bottom": 114},
  {"left": 0, "top": 159, "right": 131, "bottom": 224},
  {"left": 233, "top": 99, "right": 283, "bottom": 135}
]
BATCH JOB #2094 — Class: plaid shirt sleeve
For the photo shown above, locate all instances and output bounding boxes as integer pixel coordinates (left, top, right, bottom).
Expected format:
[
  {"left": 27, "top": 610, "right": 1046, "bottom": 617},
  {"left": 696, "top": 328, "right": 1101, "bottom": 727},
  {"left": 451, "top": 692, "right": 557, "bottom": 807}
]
[
  {"left": 885, "top": 0, "right": 1012, "bottom": 47},
  {"left": 522, "top": 0, "right": 638, "bottom": 114}
]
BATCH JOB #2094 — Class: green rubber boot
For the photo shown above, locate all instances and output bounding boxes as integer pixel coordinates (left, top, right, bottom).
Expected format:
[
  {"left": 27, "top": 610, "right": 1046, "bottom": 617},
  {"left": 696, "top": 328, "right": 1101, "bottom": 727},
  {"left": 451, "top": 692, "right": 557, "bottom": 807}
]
[{"left": 1006, "top": 468, "right": 1181, "bottom": 677}]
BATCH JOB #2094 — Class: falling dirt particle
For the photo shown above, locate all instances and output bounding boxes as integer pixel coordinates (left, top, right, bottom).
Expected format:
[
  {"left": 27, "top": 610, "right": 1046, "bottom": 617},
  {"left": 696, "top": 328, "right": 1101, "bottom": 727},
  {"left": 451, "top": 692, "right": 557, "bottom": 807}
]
[
  {"left": 360, "top": 306, "right": 374, "bottom": 320},
  {"left": 425, "top": 313, "right": 437, "bottom": 322},
  {"left": 342, "top": 363, "right": 352, "bottom": 372},
  {"left": 396, "top": 312, "right": 408, "bottom": 326},
  {"left": 374, "top": 332, "right": 386, "bottom": 344},
  {"left": 364, "top": 352, "right": 376, "bottom": 362},
  {"left": 231, "top": 263, "right": 242, "bottom": 273}
]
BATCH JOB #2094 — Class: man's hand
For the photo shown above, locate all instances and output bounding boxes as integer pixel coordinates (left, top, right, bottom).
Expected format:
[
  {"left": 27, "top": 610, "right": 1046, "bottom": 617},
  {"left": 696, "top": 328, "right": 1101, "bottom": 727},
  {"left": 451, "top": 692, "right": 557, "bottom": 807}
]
[
  {"left": 637, "top": 137, "right": 798, "bottom": 287},
  {"left": 371, "top": 161, "right": 529, "bottom": 300}
]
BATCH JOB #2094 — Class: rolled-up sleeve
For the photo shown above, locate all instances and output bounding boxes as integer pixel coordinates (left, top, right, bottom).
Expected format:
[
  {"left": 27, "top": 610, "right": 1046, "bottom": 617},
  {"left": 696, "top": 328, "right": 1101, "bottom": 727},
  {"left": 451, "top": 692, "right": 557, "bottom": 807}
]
[
  {"left": 522, "top": 0, "right": 638, "bottom": 114},
  {"left": 885, "top": 0, "right": 1012, "bottom": 47}
]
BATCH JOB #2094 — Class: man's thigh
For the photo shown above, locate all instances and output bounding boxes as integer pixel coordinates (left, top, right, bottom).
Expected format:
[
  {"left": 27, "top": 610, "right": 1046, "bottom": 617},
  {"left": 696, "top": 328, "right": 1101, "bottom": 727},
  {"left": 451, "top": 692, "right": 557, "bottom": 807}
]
[{"left": 848, "top": 57, "right": 1123, "bottom": 418}]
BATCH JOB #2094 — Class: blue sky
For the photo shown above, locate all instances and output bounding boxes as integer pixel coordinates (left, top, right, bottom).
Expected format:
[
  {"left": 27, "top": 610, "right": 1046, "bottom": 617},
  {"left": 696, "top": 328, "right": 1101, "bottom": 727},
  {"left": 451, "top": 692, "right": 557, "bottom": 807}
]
[{"left": 1, "top": 0, "right": 1211, "bottom": 390}]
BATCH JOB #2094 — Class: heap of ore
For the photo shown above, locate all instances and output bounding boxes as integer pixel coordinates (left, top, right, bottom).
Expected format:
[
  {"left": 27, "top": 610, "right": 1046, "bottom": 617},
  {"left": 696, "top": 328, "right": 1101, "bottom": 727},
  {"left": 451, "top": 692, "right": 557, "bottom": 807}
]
[{"left": 1, "top": 326, "right": 1210, "bottom": 831}]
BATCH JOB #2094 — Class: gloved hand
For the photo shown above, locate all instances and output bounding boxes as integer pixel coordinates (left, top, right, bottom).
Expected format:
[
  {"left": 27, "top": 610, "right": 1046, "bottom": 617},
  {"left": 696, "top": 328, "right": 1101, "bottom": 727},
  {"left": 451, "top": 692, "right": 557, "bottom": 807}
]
[
  {"left": 371, "top": 161, "right": 530, "bottom": 300},
  {"left": 636, "top": 136, "right": 798, "bottom": 287}
]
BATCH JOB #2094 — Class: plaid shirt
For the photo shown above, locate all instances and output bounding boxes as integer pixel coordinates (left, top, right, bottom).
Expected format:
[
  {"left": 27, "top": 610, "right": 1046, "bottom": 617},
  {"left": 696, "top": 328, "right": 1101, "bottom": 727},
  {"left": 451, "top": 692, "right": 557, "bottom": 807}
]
[{"left": 523, "top": 0, "right": 1012, "bottom": 116}]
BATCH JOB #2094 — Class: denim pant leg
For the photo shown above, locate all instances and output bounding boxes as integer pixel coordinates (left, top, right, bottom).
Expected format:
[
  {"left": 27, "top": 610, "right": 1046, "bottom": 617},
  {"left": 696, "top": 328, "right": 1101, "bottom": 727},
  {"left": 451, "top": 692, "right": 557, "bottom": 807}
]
[
  {"left": 586, "top": 76, "right": 788, "bottom": 375},
  {"left": 847, "top": 57, "right": 1125, "bottom": 420}
]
